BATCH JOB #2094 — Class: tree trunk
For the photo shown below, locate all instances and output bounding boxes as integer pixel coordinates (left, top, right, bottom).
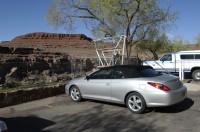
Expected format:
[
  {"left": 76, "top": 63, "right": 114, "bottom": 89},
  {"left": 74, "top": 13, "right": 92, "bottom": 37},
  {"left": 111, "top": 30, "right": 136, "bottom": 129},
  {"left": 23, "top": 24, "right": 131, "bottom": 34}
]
[{"left": 152, "top": 51, "right": 158, "bottom": 60}]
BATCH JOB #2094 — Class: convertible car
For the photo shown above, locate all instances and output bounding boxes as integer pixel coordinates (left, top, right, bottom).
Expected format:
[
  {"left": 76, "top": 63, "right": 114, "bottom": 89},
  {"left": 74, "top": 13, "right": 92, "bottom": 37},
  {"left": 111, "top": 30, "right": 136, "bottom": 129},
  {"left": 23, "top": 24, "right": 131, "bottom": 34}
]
[{"left": 65, "top": 65, "right": 187, "bottom": 114}]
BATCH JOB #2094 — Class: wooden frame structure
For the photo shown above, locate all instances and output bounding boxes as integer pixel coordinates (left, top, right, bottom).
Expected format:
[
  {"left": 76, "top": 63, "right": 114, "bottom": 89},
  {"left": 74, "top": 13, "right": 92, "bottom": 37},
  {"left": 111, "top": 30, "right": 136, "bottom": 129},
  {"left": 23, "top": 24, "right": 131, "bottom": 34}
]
[{"left": 93, "top": 35, "right": 126, "bottom": 67}]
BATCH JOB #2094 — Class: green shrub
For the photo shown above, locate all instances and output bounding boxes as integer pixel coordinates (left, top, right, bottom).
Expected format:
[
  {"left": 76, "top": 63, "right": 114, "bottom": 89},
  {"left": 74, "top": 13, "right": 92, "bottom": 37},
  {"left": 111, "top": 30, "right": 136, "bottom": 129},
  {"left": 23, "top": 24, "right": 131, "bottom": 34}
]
[{"left": 3, "top": 82, "right": 21, "bottom": 89}]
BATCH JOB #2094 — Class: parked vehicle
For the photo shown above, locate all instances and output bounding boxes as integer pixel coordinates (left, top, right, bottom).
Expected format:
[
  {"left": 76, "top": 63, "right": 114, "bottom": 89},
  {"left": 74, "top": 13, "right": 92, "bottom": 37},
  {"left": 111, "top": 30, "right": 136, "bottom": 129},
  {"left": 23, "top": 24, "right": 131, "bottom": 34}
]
[
  {"left": 0, "top": 120, "right": 8, "bottom": 132},
  {"left": 143, "top": 50, "right": 200, "bottom": 81},
  {"left": 65, "top": 65, "right": 187, "bottom": 114}
]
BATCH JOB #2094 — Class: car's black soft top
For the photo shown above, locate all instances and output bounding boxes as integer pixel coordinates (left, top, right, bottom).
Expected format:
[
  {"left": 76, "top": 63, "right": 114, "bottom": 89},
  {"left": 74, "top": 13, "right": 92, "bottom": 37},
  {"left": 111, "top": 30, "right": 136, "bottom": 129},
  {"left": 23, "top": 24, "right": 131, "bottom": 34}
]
[
  {"left": 98, "top": 65, "right": 158, "bottom": 78},
  {"left": 100, "top": 65, "right": 153, "bottom": 70}
]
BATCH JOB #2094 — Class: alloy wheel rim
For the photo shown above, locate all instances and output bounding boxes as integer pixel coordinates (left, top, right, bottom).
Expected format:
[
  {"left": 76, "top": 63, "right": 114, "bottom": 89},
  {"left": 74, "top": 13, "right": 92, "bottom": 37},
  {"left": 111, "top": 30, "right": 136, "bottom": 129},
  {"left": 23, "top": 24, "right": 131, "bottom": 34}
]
[
  {"left": 128, "top": 95, "right": 142, "bottom": 111},
  {"left": 71, "top": 88, "right": 80, "bottom": 100},
  {"left": 195, "top": 72, "right": 200, "bottom": 79}
]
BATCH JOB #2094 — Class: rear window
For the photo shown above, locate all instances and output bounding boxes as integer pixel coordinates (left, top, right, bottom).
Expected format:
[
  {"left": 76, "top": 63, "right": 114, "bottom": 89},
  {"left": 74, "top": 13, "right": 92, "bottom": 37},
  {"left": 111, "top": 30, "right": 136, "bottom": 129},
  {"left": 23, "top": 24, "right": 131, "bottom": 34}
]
[
  {"left": 112, "top": 66, "right": 160, "bottom": 79},
  {"left": 141, "top": 69, "right": 160, "bottom": 77},
  {"left": 180, "top": 55, "right": 194, "bottom": 59},
  {"left": 180, "top": 54, "right": 200, "bottom": 59}
]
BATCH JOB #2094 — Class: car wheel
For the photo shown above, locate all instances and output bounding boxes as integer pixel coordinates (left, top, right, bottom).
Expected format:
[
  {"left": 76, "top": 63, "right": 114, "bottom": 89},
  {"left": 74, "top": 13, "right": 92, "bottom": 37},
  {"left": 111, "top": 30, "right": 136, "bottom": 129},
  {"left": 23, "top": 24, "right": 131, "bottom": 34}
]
[
  {"left": 192, "top": 70, "right": 200, "bottom": 81},
  {"left": 126, "top": 92, "right": 146, "bottom": 114},
  {"left": 70, "top": 86, "right": 82, "bottom": 102}
]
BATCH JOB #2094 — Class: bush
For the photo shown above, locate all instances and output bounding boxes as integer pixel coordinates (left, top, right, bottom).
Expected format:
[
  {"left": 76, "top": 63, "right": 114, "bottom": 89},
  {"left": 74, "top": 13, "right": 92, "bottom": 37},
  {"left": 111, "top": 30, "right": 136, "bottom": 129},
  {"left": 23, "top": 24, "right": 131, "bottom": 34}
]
[{"left": 3, "top": 82, "right": 21, "bottom": 89}]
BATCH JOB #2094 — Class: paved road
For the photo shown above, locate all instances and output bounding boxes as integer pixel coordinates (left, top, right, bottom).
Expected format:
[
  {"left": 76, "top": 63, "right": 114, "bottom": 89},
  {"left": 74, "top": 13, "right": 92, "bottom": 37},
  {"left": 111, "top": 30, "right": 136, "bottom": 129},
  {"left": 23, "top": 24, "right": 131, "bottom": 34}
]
[{"left": 0, "top": 91, "right": 200, "bottom": 132}]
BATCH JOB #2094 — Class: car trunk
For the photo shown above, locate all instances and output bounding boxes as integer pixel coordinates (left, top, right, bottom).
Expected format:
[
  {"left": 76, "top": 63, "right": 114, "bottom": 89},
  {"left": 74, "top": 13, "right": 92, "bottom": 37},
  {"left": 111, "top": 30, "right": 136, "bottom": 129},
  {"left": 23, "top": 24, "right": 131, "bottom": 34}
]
[{"left": 150, "top": 74, "right": 183, "bottom": 90}]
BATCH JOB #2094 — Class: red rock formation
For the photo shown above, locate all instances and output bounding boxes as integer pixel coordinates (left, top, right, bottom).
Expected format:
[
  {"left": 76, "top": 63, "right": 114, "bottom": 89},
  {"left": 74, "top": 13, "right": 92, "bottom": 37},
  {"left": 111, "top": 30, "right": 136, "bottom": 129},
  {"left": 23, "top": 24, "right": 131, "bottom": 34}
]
[
  {"left": 10, "top": 32, "right": 94, "bottom": 50},
  {"left": 11, "top": 32, "right": 92, "bottom": 42}
]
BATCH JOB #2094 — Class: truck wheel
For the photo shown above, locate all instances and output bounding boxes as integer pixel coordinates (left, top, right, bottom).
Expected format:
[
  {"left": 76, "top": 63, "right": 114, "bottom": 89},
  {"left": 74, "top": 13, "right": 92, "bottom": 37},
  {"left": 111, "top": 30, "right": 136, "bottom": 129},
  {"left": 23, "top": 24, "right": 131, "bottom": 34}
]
[{"left": 192, "top": 70, "right": 200, "bottom": 81}]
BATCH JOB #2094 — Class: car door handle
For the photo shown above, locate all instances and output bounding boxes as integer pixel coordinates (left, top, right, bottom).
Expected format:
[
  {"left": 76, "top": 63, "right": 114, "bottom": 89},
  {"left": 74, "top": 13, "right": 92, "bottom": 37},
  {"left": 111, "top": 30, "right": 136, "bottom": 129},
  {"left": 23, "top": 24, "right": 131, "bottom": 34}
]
[{"left": 105, "top": 83, "right": 110, "bottom": 86}]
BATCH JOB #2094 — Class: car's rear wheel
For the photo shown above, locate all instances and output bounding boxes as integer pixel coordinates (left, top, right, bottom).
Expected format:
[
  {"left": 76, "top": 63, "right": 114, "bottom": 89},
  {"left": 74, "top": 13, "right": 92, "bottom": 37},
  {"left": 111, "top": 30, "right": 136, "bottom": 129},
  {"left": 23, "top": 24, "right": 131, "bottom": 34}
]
[
  {"left": 70, "top": 86, "right": 82, "bottom": 102},
  {"left": 126, "top": 92, "right": 146, "bottom": 114}
]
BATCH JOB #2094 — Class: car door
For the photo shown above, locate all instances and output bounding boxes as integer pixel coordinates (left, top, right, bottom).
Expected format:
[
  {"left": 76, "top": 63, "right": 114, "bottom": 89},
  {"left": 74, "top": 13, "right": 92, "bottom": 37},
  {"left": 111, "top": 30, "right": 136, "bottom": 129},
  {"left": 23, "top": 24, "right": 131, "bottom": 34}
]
[
  {"left": 111, "top": 67, "right": 141, "bottom": 103},
  {"left": 82, "top": 68, "right": 113, "bottom": 101},
  {"left": 157, "top": 53, "right": 176, "bottom": 72}
]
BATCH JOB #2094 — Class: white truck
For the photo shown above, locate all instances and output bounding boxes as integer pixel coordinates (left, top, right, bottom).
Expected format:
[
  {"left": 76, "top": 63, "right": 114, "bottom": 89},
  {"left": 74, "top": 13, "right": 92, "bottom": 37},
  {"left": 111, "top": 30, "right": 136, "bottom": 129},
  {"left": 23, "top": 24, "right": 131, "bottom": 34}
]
[{"left": 143, "top": 50, "right": 200, "bottom": 81}]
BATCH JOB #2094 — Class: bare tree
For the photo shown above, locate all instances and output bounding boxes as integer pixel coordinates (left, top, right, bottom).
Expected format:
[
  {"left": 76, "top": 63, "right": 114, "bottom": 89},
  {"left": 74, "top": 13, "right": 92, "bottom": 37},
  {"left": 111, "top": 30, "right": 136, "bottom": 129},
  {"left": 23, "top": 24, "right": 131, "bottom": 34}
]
[
  {"left": 47, "top": 0, "right": 177, "bottom": 59},
  {"left": 164, "top": 36, "right": 188, "bottom": 52},
  {"left": 136, "top": 29, "right": 168, "bottom": 60}
]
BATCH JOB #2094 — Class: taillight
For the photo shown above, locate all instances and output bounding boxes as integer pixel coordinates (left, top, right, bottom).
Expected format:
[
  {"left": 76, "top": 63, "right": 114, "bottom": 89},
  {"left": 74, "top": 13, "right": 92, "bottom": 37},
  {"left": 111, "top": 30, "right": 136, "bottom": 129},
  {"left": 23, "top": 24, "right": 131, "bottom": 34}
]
[{"left": 147, "top": 82, "right": 170, "bottom": 91}]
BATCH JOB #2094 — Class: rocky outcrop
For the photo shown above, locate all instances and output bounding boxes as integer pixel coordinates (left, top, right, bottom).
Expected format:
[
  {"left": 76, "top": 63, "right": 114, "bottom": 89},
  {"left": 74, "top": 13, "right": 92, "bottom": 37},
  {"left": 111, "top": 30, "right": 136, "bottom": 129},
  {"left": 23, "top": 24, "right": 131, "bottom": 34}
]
[
  {"left": 1, "top": 32, "right": 96, "bottom": 57},
  {"left": 0, "top": 46, "right": 13, "bottom": 54},
  {"left": 0, "top": 32, "right": 98, "bottom": 85},
  {"left": 0, "top": 53, "right": 97, "bottom": 84},
  {"left": 0, "top": 46, "right": 39, "bottom": 54},
  {"left": 10, "top": 32, "right": 94, "bottom": 50},
  {"left": 12, "top": 32, "right": 92, "bottom": 41},
  {"left": 1, "top": 32, "right": 96, "bottom": 58}
]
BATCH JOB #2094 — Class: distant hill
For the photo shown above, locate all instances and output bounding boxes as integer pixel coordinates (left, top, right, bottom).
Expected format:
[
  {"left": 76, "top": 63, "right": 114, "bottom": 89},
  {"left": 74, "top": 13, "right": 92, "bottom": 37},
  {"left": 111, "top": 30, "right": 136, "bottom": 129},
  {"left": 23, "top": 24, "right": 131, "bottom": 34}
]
[{"left": 0, "top": 32, "right": 96, "bottom": 57}]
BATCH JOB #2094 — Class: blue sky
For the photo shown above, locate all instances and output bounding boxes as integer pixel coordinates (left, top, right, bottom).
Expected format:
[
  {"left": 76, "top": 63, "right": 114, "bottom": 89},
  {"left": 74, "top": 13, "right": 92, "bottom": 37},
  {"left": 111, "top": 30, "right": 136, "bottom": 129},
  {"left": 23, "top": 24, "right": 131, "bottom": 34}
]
[{"left": 0, "top": 0, "right": 200, "bottom": 44}]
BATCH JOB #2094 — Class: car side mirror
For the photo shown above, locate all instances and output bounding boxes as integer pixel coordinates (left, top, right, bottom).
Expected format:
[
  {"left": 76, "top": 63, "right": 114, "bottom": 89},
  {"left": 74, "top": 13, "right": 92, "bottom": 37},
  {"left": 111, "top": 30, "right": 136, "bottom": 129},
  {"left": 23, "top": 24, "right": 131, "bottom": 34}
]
[
  {"left": 160, "top": 59, "right": 164, "bottom": 63},
  {"left": 86, "top": 76, "right": 90, "bottom": 81}
]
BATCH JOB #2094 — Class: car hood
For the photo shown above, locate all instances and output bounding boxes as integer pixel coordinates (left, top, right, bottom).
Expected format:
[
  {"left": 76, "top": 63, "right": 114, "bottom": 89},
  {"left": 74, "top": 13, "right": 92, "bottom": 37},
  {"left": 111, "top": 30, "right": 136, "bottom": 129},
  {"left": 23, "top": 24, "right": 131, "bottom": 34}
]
[
  {"left": 69, "top": 77, "right": 85, "bottom": 83},
  {"left": 143, "top": 60, "right": 158, "bottom": 65}
]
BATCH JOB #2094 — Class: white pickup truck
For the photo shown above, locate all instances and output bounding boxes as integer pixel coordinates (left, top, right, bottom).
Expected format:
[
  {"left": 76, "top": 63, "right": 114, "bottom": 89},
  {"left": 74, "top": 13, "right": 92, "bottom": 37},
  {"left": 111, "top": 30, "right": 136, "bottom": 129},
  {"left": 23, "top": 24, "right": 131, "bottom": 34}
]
[{"left": 143, "top": 50, "right": 200, "bottom": 81}]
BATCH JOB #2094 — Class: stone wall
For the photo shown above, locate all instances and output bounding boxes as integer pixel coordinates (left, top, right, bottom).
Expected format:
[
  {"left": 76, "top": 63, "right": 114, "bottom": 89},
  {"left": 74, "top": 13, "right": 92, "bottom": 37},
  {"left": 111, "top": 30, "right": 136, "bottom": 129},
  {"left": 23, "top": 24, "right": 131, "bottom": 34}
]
[
  {"left": 0, "top": 54, "right": 96, "bottom": 84},
  {"left": 0, "top": 84, "right": 65, "bottom": 108}
]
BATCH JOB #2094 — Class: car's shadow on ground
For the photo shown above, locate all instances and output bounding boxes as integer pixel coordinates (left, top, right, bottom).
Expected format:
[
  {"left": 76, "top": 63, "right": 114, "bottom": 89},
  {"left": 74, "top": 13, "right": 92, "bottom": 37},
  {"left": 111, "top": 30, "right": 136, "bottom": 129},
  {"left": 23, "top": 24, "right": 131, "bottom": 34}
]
[
  {"left": 148, "top": 98, "right": 194, "bottom": 113},
  {"left": 86, "top": 99, "right": 127, "bottom": 109},
  {"left": 84, "top": 97, "right": 194, "bottom": 114}
]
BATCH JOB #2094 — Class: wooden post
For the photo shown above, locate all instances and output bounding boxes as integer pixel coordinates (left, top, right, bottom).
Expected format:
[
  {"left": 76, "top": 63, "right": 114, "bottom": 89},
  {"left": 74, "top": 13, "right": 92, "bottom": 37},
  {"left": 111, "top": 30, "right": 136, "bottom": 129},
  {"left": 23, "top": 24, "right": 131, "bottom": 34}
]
[{"left": 121, "top": 36, "right": 126, "bottom": 65}]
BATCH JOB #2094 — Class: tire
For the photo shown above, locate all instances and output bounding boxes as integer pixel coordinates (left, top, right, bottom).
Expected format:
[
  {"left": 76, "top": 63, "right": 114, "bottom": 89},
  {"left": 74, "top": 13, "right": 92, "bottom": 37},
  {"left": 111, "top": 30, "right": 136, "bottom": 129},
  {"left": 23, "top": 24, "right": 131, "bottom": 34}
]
[
  {"left": 126, "top": 92, "right": 146, "bottom": 114},
  {"left": 70, "top": 86, "right": 82, "bottom": 102},
  {"left": 192, "top": 70, "right": 200, "bottom": 81}
]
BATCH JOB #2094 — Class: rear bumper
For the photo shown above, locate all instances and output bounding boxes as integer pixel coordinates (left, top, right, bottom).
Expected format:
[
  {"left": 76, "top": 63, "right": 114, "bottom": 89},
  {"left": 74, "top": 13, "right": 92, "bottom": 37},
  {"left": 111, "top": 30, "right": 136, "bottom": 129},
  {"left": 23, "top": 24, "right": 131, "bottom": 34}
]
[{"left": 146, "top": 85, "right": 187, "bottom": 107}]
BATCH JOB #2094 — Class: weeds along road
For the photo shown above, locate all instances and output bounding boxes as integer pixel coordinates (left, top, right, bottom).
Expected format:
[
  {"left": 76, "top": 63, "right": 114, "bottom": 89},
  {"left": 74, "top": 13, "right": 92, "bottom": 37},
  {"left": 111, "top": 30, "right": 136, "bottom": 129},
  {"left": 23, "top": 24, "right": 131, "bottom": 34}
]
[{"left": 0, "top": 91, "right": 200, "bottom": 132}]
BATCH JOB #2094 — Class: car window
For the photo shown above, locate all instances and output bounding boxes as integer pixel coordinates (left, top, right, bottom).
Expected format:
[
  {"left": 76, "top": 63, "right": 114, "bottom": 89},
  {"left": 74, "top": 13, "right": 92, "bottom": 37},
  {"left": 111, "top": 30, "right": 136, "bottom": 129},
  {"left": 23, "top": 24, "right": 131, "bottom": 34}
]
[
  {"left": 141, "top": 68, "right": 160, "bottom": 77},
  {"left": 89, "top": 69, "right": 113, "bottom": 79},
  {"left": 160, "top": 54, "right": 172, "bottom": 61},
  {"left": 112, "top": 67, "right": 160, "bottom": 78},
  {"left": 112, "top": 70, "right": 124, "bottom": 79},
  {"left": 122, "top": 68, "right": 141, "bottom": 78},
  {"left": 195, "top": 54, "right": 200, "bottom": 59},
  {"left": 113, "top": 67, "right": 141, "bottom": 79},
  {"left": 180, "top": 54, "right": 194, "bottom": 59}
]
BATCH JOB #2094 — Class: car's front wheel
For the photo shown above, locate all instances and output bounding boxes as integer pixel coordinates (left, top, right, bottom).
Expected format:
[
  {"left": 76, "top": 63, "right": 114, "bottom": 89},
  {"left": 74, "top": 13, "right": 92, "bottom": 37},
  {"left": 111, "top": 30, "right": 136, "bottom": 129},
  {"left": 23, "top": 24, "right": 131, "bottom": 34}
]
[
  {"left": 126, "top": 92, "right": 146, "bottom": 114},
  {"left": 70, "top": 86, "right": 82, "bottom": 102}
]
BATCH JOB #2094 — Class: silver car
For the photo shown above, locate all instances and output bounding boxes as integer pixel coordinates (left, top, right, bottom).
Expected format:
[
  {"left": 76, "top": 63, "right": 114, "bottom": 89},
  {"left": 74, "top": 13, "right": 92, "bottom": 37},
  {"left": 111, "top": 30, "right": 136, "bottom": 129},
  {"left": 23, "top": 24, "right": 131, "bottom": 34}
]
[{"left": 65, "top": 65, "right": 187, "bottom": 114}]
